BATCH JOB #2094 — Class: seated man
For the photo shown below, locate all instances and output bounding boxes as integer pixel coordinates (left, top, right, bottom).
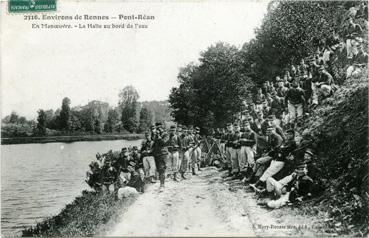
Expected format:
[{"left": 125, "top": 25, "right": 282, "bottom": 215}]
[
  {"left": 316, "top": 66, "right": 334, "bottom": 100},
  {"left": 249, "top": 127, "right": 283, "bottom": 185},
  {"left": 250, "top": 129, "right": 296, "bottom": 191},
  {"left": 261, "top": 114, "right": 285, "bottom": 141},
  {"left": 263, "top": 148, "right": 317, "bottom": 209},
  {"left": 285, "top": 80, "right": 305, "bottom": 125}
]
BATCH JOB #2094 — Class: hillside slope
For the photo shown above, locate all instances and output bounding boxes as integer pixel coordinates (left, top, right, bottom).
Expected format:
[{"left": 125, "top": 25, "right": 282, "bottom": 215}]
[{"left": 298, "top": 70, "right": 368, "bottom": 235}]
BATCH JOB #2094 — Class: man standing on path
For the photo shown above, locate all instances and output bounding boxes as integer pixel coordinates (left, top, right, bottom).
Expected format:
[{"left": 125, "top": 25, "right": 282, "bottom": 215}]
[
  {"left": 179, "top": 127, "right": 190, "bottom": 179},
  {"left": 141, "top": 132, "right": 156, "bottom": 183},
  {"left": 229, "top": 123, "right": 242, "bottom": 180},
  {"left": 240, "top": 121, "right": 257, "bottom": 183},
  {"left": 194, "top": 127, "right": 203, "bottom": 171},
  {"left": 224, "top": 123, "right": 234, "bottom": 177},
  {"left": 152, "top": 123, "right": 169, "bottom": 190},
  {"left": 166, "top": 125, "right": 181, "bottom": 182}
]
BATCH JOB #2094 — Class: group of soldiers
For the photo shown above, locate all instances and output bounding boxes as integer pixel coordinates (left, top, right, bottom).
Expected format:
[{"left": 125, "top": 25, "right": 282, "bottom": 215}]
[
  {"left": 141, "top": 122, "right": 203, "bottom": 190},
  {"left": 208, "top": 110, "right": 321, "bottom": 208},
  {"left": 85, "top": 122, "right": 205, "bottom": 193}
]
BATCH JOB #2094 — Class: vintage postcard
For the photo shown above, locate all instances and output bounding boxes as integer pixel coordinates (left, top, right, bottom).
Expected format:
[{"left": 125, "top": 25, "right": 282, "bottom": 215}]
[{"left": 1, "top": 0, "right": 368, "bottom": 237}]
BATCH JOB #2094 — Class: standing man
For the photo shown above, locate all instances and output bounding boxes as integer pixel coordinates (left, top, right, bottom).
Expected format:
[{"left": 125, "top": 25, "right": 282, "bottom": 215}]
[
  {"left": 179, "top": 126, "right": 189, "bottom": 179},
  {"left": 230, "top": 123, "right": 242, "bottom": 179},
  {"left": 166, "top": 125, "right": 181, "bottom": 182},
  {"left": 240, "top": 121, "right": 257, "bottom": 183},
  {"left": 152, "top": 123, "right": 169, "bottom": 191},
  {"left": 224, "top": 123, "right": 234, "bottom": 177},
  {"left": 141, "top": 132, "right": 156, "bottom": 183},
  {"left": 194, "top": 127, "right": 203, "bottom": 171}
]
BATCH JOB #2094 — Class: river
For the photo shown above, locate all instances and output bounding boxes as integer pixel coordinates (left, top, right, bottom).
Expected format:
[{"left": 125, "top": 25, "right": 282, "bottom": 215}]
[{"left": 1, "top": 139, "right": 142, "bottom": 237}]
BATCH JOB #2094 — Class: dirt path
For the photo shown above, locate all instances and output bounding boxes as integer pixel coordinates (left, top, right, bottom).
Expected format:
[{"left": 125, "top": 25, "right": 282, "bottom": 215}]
[{"left": 108, "top": 167, "right": 321, "bottom": 237}]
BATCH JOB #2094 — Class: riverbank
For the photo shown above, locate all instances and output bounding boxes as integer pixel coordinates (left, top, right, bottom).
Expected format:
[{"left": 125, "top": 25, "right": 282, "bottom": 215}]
[
  {"left": 1, "top": 134, "right": 144, "bottom": 145},
  {"left": 21, "top": 190, "right": 138, "bottom": 237}
]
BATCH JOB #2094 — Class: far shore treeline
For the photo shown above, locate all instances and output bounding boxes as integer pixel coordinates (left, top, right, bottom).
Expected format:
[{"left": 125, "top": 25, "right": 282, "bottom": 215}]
[{"left": 1, "top": 86, "right": 172, "bottom": 138}]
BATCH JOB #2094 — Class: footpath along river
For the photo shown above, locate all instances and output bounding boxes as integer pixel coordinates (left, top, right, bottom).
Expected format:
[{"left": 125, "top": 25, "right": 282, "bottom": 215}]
[{"left": 1, "top": 139, "right": 141, "bottom": 237}]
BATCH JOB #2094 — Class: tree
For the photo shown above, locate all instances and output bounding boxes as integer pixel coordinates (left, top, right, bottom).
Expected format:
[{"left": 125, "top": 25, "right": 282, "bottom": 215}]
[
  {"left": 59, "top": 97, "right": 71, "bottom": 130},
  {"left": 169, "top": 42, "right": 254, "bottom": 131},
  {"left": 18, "top": 116, "right": 26, "bottom": 126},
  {"left": 138, "top": 106, "right": 153, "bottom": 133},
  {"left": 9, "top": 111, "right": 19, "bottom": 124},
  {"left": 104, "top": 108, "right": 119, "bottom": 133},
  {"left": 36, "top": 109, "right": 47, "bottom": 135},
  {"left": 119, "top": 86, "right": 140, "bottom": 133}
]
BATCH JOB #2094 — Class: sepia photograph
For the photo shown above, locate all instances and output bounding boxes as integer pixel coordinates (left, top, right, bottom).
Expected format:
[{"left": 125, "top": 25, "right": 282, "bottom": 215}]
[{"left": 1, "top": 0, "right": 368, "bottom": 237}]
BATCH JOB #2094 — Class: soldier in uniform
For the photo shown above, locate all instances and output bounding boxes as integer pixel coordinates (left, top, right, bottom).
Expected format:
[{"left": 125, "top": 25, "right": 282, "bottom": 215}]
[
  {"left": 152, "top": 122, "right": 169, "bottom": 190},
  {"left": 193, "top": 127, "right": 203, "bottom": 171},
  {"left": 166, "top": 125, "right": 182, "bottom": 181},
  {"left": 187, "top": 126, "right": 197, "bottom": 175},
  {"left": 224, "top": 123, "right": 234, "bottom": 177},
  {"left": 179, "top": 126, "right": 190, "bottom": 179},
  {"left": 239, "top": 121, "right": 257, "bottom": 183},
  {"left": 141, "top": 132, "right": 156, "bottom": 183},
  {"left": 229, "top": 123, "right": 242, "bottom": 180}
]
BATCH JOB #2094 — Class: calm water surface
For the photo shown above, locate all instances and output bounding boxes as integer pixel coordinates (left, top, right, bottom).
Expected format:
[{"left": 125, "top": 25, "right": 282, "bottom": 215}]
[{"left": 1, "top": 139, "right": 141, "bottom": 237}]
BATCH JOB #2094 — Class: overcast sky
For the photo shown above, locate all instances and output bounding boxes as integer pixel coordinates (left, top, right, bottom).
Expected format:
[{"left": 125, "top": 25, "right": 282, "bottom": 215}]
[{"left": 1, "top": 0, "right": 269, "bottom": 119}]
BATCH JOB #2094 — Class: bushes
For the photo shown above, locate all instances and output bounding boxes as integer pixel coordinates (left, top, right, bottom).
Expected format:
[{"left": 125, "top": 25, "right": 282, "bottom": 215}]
[
  {"left": 299, "top": 70, "right": 369, "bottom": 235},
  {"left": 21, "top": 191, "right": 137, "bottom": 237}
]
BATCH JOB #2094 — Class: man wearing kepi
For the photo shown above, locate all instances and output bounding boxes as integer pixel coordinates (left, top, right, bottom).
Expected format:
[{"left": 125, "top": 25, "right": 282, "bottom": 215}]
[
  {"left": 179, "top": 126, "right": 189, "bottom": 179},
  {"left": 141, "top": 131, "right": 156, "bottom": 183},
  {"left": 152, "top": 122, "right": 169, "bottom": 190},
  {"left": 224, "top": 123, "right": 234, "bottom": 177},
  {"left": 166, "top": 125, "right": 181, "bottom": 182},
  {"left": 193, "top": 127, "right": 202, "bottom": 171},
  {"left": 240, "top": 120, "right": 257, "bottom": 183}
]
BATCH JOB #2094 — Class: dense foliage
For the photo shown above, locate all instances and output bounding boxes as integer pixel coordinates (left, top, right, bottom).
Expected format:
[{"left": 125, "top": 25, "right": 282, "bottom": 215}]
[{"left": 169, "top": 42, "right": 254, "bottom": 132}]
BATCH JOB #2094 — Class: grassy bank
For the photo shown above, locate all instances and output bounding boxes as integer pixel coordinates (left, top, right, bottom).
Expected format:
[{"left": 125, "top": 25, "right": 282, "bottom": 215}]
[
  {"left": 1, "top": 134, "right": 144, "bottom": 145},
  {"left": 296, "top": 71, "right": 369, "bottom": 236},
  {"left": 21, "top": 190, "right": 138, "bottom": 237}
]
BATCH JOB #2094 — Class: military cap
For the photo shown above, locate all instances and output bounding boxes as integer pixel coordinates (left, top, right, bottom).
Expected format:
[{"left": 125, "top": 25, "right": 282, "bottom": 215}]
[
  {"left": 243, "top": 121, "right": 250, "bottom": 126},
  {"left": 150, "top": 125, "right": 156, "bottom": 130},
  {"left": 305, "top": 148, "right": 315, "bottom": 157},
  {"left": 226, "top": 123, "right": 232, "bottom": 126},
  {"left": 267, "top": 114, "right": 276, "bottom": 120},
  {"left": 266, "top": 126, "right": 275, "bottom": 132},
  {"left": 195, "top": 126, "right": 200, "bottom": 131},
  {"left": 170, "top": 125, "right": 176, "bottom": 129},
  {"left": 286, "top": 129, "right": 295, "bottom": 135},
  {"left": 233, "top": 122, "right": 239, "bottom": 127},
  {"left": 132, "top": 146, "right": 138, "bottom": 150},
  {"left": 121, "top": 147, "right": 127, "bottom": 151},
  {"left": 182, "top": 126, "right": 188, "bottom": 130},
  {"left": 155, "top": 122, "right": 163, "bottom": 127}
]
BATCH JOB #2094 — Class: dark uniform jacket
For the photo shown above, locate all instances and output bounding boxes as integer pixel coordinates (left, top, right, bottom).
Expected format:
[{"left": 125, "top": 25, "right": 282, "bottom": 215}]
[
  {"left": 240, "top": 130, "right": 257, "bottom": 147},
  {"left": 266, "top": 132, "right": 283, "bottom": 154},
  {"left": 141, "top": 139, "right": 154, "bottom": 157},
  {"left": 225, "top": 132, "right": 235, "bottom": 148},
  {"left": 166, "top": 134, "right": 181, "bottom": 152},
  {"left": 285, "top": 87, "right": 305, "bottom": 105}
]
